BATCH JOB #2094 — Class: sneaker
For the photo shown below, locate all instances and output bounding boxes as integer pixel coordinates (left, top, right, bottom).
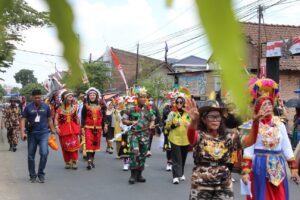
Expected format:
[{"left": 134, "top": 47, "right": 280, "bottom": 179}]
[
  {"left": 166, "top": 163, "right": 172, "bottom": 171},
  {"left": 173, "top": 178, "right": 179, "bottom": 184},
  {"left": 12, "top": 145, "right": 17, "bottom": 152},
  {"left": 231, "top": 177, "right": 236, "bottom": 183},
  {"left": 38, "top": 177, "right": 45, "bottom": 183},
  {"left": 72, "top": 161, "right": 78, "bottom": 170},
  {"left": 123, "top": 163, "right": 129, "bottom": 171},
  {"left": 30, "top": 177, "right": 36, "bottom": 183},
  {"left": 65, "top": 162, "right": 71, "bottom": 169},
  {"left": 146, "top": 151, "right": 152, "bottom": 157},
  {"left": 179, "top": 175, "right": 186, "bottom": 181}
]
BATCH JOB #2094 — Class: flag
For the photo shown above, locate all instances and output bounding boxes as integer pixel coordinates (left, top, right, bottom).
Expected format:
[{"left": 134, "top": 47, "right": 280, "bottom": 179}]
[
  {"left": 110, "top": 48, "right": 128, "bottom": 91},
  {"left": 54, "top": 65, "right": 62, "bottom": 80}
]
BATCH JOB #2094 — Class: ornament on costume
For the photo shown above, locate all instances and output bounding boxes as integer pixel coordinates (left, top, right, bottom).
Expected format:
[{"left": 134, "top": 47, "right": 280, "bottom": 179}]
[
  {"left": 250, "top": 78, "right": 279, "bottom": 100},
  {"left": 134, "top": 86, "right": 147, "bottom": 97},
  {"left": 166, "top": 89, "right": 179, "bottom": 99}
]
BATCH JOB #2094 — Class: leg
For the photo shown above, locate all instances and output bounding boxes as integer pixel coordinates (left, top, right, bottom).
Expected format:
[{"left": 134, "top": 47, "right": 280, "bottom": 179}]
[
  {"left": 170, "top": 142, "right": 183, "bottom": 179},
  {"left": 12, "top": 128, "right": 18, "bottom": 151},
  {"left": 180, "top": 145, "right": 189, "bottom": 176},
  {"left": 37, "top": 133, "right": 49, "bottom": 179},
  {"left": 27, "top": 134, "right": 38, "bottom": 179},
  {"left": 129, "top": 135, "right": 139, "bottom": 169},
  {"left": 7, "top": 128, "right": 13, "bottom": 150}
]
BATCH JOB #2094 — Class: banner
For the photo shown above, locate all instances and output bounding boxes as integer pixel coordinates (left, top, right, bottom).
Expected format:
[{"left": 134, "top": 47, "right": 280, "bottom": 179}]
[
  {"left": 266, "top": 36, "right": 300, "bottom": 57},
  {"left": 110, "top": 48, "right": 129, "bottom": 91}
]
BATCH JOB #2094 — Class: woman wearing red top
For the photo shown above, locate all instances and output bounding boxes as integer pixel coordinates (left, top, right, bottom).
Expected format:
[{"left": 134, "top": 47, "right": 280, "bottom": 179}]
[
  {"left": 81, "top": 87, "right": 103, "bottom": 170},
  {"left": 55, "top": 91, "right": 80, "bottom": 169}
]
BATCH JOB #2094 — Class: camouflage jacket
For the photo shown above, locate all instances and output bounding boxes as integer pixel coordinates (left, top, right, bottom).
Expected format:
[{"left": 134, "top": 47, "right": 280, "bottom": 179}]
[{"left": 3, "top": 106, "right": 21, "bottom": 129}]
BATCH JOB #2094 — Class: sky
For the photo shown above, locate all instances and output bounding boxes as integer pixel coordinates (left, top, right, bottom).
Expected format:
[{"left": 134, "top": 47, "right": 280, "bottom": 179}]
[{"left": 2, "top": 0, "right": 300, "bottom": 87}]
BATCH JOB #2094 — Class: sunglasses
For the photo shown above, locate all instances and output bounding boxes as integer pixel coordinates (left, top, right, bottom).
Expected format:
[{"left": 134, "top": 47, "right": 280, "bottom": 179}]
[
  {"left": 206, "top": 115, "right": 222, "bottom": 122},
  {"left": 176, "top": 101, "right": 183, "bottom": 104}
]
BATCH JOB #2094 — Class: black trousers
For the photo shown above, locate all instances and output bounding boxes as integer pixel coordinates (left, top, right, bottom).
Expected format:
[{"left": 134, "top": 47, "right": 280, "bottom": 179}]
[{"left": 170, "top": 142, "right": 189, "bottom": 178}]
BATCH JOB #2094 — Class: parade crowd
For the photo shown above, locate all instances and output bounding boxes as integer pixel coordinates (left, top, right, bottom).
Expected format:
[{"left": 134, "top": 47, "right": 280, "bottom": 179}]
[{"left": 1, "top": 77, "right": 300, "bottom": 200}]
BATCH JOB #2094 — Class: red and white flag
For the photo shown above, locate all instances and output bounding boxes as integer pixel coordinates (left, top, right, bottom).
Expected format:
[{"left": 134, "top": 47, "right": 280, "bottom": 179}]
[{"left": 110, "top": 48, "right": 128, "bottom": 91}]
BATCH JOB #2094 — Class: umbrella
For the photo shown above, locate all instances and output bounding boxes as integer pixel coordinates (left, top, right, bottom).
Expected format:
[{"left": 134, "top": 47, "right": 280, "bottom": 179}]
[
  {"left": 294, "top": 89, "right": 300, "bottom": 94},
  {"left": 285, "top": 98, "right": 300, "bottom": 108}
]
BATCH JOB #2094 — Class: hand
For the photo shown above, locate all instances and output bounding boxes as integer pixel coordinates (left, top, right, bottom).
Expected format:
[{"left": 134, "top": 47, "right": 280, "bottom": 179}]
[
  {"left": 81, "top": 128, "right": 85, "bottom": 136},
  {"left": 184, "top": 98, "right": 199, "bottom": 127},
  {"left": 253, "top": 108, "right": 270, "bottom": 123},
  {"left": 104, "top": 125, "right": 108, "bottom": 133},
  {"left": 132, "top": 121, "right": 138, "bottom": 125},
  {"left": 149, "top": 123, "right": 155, "bottom": 129},
  {"left": 21, "top": 133, "right": 27, "bottom": 141},
  {"left": 291, "top": 172, "right": 300, "bottom": 184},
  {"left": 242, "top": 173, "right": 250, "bottom": 185}
]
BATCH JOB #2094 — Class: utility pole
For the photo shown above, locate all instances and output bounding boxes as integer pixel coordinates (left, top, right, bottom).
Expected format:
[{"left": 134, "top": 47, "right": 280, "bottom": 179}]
[
  {"left": 89, "top": 53, "right": 92, "bottom": 63},
  {"left": 135, "top": 43, "right": 139, "bottom": 85},
  {"left": 257, "top": 5, "right": 263, "bottom": 77}
]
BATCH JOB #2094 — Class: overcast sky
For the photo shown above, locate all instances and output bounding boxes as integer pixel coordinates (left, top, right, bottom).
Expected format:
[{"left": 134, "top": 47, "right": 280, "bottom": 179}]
[{"left": 2, "top": 0, "right": 300, "bottom": 87}]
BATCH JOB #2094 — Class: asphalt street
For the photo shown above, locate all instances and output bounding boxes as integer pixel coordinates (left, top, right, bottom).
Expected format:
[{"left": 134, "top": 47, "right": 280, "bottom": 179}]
[{"left": 0, "top": 129, "right": 299, "bottom": 200}]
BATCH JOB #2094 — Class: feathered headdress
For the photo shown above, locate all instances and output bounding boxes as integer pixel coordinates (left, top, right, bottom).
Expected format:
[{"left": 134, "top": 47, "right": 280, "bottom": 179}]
[{"left": 249, "top": 78, "right": 279, "bottom": 100}]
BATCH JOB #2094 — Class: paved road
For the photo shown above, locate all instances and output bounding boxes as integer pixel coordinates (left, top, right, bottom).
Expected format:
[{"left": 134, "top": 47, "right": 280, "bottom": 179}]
[{"left": 0, "top": 129, "right": 299, "bottom": 200}]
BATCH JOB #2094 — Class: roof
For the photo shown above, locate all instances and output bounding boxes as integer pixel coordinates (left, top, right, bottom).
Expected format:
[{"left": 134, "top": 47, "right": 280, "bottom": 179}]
[
  {"left": 242, "top": 22, "right": 300, "bottom": 71},
  {"left": 173, "top": 55, "right": 207, "bottom": 66}
]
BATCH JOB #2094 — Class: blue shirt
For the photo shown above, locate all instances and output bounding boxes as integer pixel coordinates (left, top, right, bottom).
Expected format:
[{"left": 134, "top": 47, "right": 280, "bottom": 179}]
[{"left": 22, "top": 102, "right": 51, "bottom": 134}]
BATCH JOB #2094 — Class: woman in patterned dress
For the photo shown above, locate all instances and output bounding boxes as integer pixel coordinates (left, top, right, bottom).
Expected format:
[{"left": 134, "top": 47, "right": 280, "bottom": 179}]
[
  {"left": 186, "top": 99, "right": 238, "bottom": 200},
  {"left": 55, "top": 91, "right": 80, "bottom": 169}
]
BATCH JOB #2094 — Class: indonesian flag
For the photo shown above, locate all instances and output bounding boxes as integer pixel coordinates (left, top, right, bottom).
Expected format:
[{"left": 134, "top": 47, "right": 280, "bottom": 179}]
[{"left": 110, "top": 48, "right": 128, "bottom": 91}]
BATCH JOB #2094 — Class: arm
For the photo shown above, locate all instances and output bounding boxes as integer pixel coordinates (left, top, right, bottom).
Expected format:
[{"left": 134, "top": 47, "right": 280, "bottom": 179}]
[
  {"left": 81, "top": 105, "right": 87, "bottom": 128},
  {"left": 54, "top": 113, "right": 60, "bottom": 134},
  {"left": 240, "top": 121, "right": 259, "bottom": 148},
  {"left": 47, "top": 117, "right": 56, "bottom": 134},
  {"left": 187, "top": 126, "right": 198, "bottom": 146},
  {"left": 20, "top": 117, "right": 27, "bottom": 140}
]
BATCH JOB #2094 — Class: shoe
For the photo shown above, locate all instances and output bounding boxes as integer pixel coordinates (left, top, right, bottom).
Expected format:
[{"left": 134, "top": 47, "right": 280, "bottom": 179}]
[
  {"left": 129, "top": 170, "right": 137, "bottom": 184},
  {"left": 9, "top": 145, "right": 13, "bottom": 151},
  {"left": 72, "top": 161, "right": 78, "bottom": 170},
  {"left": 146, "top": 151, "right": 152, "bottom": 157},
  {"left": 231, "top": 177, "right": 236, "bottom": 183},
  {"left": 123, "top": 163, "right": 129, "bottom": 171},
  {"left": 166, "top": 163, "right": 172, "bottom": 171},
  {"left": 108, "top": 147, "right": 114, "bottom": 154},
  {"left": 91, "top": 161, "right": 95, "bottom": 168},
  {"left": 173, "top": 178, "right": 179, "bottom": 184},
  {"left": 179, "top": 175, "right": 186, "bottom": 181},
  {"left": 30, "top": 177, "right": 36, "bottom": 183},
  {"left": 87, "top": 160, "right": 92, "bottom": 170},
  {"left": 38, "top": 177, "right": 45, "bottom": 183},
  {"left": 12, "top": 146, "right": 17, "bottom": 152},
  {"left": 65, "top": 162, "right": 71, "bottom": 169},
  {"left": 136, "top": 170, "right": 146, "bottom": 183}
]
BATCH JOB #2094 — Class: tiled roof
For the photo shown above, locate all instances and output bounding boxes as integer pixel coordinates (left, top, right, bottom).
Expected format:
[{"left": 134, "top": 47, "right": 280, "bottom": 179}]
[
  {"left": 173, "top": 55, "right": 207, "bottom": 66},
  {"left": 242, "top": 22, "right": 300, "bottom": 70}
]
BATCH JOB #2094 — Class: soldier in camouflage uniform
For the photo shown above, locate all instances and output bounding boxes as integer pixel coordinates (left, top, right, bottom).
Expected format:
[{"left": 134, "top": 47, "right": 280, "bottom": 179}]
[
  {"left": 122, "top": 87, "right": 155, "bottom": 184},
  {"left": 3, "top": 98, "right": 21, "bottom": 152}
]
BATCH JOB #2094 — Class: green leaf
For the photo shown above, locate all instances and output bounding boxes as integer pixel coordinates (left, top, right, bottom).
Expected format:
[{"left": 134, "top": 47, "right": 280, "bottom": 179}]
[
  {"left": 166, "top": 0, "right": 174, "bottom": 7},
  {"left": 194, "top": 0, "right": 250, "bottom": 117},
  {"left": 45, "top": 0, "right": 81, "bottom": 88}
]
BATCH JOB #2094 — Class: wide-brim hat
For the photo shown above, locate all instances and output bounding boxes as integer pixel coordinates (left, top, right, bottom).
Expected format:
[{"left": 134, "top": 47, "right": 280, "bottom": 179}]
[{"left": 198, "top": 100, "right": 224, "bottom": 117}]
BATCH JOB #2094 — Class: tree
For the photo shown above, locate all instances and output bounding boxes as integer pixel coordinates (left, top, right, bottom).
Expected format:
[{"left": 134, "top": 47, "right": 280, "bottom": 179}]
[
  {"left": 14, "top": 69, "right": 37, "bottom": 87},
  {"left": 63, "top": 61, "right": 111, "bottom": 95},
  {"left": 140, "top": 73, "right": 173, "bottom": 107},
  {"left": 0, "top": 0, "right": 50, "bottom": 78},
  {"left": 11, "top": 86, "right": 20, "bottom": 94},
  {"left": 0, "top": 84, "right": 6, "bottom": 100},
  {"left": 20, "top": 83, "right": 46, "bottom": 101}
]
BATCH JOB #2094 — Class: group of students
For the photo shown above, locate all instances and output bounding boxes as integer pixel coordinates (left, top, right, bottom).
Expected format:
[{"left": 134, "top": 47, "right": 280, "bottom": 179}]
[{"left": 4, "top": 76, "right": 300, "bottom": 200}]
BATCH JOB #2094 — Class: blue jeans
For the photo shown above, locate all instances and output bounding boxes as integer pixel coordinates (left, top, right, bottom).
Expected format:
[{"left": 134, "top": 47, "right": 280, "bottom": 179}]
[{"left": 27, "top": 132, "right": 49, "bottom": 178}]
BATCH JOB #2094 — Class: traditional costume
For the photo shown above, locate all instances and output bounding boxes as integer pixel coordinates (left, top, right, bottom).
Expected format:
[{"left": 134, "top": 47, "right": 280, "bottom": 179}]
[
  {"left": 55, "top": 91, "right": 80, "bottom": 169},
  {"left": 81, "top": 87, "right": 103, "bottom": 170},
  {"left": 241, "top": 78, "right": 299, "bottom": 200}
]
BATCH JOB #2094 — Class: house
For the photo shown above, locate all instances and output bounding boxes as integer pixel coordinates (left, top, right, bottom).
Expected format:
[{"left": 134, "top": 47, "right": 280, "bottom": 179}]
[
  {"left": 99, "top": 47, "right": 174, "bottom": 93},
  {"left": 242, "top": 22, "right": 300, "bottom": 102},
  {"left": 167, "top": 56, "right": 218, "bottom": 100}
]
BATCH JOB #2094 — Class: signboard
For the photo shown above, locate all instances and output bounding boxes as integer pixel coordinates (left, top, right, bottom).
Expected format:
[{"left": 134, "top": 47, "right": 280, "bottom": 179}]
[
  {"left": 266, "top": 36, "right": 300, "bottom": 57},
  {"left": 178, "top": 73, "right": 207, "bottom": 96}
]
